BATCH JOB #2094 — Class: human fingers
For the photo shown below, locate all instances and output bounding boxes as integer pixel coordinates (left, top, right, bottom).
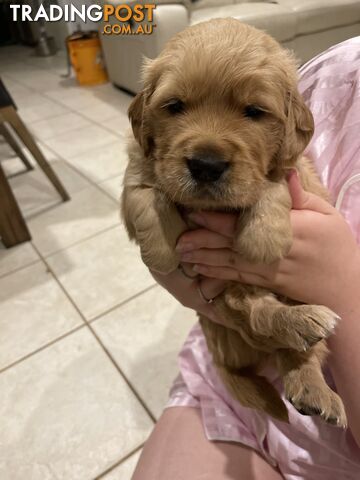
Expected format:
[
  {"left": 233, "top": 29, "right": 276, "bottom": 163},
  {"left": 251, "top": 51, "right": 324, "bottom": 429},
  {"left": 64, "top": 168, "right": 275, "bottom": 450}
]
[
  {"left": 150, "top": 267, "right": 190, "bottom": 291},
  {"left": 187, "top": 211, "right": 237, "bottom": 238},
  {"left": 196, "top": 278, "right": 227, "bottom": 324},
  {"left": 192, "top": 263, "right": 240, "bottom": 281},
  {"left": 176, "top": 228, "right": 233, "bottom": 253},
  {"left": 199, "top": 277, "right": 227, "bottom": 300},
  {"left": 178, "top": 262, "right": 199, "bottom": 279},
  {"left": 288, "top": 169, "right": 333, "bottom": 214},
  {"left": 180, "top": 248, "right": 277, "bottom": 276},
  {"left": 180, "top": 248, "right": 238, "bottom": 268},
  {"left": 150, "top": 269, "right": 224, "bottom": 324},
  {"left": 193, "top": 263, "right": 282, "bottom": 288},
  {"left": 168, "top": 268, "right": 225, "bottom": 323}
]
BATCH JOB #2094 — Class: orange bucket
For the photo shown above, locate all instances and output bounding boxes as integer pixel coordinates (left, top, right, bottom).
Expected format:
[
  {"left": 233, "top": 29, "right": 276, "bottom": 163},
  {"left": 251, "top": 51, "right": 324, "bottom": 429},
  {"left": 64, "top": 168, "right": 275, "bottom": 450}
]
[{"left": 67, "top": 32, "right": 108, "bottom": 86}]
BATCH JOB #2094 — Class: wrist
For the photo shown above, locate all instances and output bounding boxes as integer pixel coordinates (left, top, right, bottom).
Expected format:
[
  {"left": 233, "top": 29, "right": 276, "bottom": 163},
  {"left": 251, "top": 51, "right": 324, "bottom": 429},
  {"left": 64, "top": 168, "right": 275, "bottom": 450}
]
[{"left": 328, "top": 248, "right": 360, "bottom": 317}]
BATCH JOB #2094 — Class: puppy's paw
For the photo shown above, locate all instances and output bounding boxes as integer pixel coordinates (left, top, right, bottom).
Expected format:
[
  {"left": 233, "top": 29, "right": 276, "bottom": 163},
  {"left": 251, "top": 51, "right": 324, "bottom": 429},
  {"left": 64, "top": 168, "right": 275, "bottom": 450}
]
[
  {"left": 140, "top": 245, "right": 179, "bottom": 274},
  {"left": 286, "top": 382, "right": 347, "bottom": 428},
  {"left": 235, "top": 226, "right": 292, "bottom": 264},
  {"left": 275, "top": 305, "right": 339, "bottom": 352}
]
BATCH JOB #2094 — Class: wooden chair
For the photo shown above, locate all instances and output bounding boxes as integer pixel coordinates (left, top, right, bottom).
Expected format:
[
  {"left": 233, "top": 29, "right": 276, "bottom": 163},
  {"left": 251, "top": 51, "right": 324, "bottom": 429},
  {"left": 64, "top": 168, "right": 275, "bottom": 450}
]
[
  {"left": 0, "top": 77, "right": 70, "bottom": 247},
  {"left": 0, "top": 122, "right": 34, "bottom": 172},
  {"left": 0, "top": 161, "right": 31, "bottom": 246}
]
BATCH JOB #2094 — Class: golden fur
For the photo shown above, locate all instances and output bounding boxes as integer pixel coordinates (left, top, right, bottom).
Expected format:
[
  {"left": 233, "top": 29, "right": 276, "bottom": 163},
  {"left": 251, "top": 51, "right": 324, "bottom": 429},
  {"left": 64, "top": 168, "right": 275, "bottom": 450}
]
[{"left": 121, "top": 18, "right": 346, "bottom": 426}]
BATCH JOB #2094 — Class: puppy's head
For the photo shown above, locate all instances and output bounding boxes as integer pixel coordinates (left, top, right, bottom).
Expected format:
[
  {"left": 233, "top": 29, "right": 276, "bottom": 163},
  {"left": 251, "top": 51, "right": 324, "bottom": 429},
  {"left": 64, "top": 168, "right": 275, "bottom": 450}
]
[{"left": 128, "top": 18, "right": 313, "bottom": 209}]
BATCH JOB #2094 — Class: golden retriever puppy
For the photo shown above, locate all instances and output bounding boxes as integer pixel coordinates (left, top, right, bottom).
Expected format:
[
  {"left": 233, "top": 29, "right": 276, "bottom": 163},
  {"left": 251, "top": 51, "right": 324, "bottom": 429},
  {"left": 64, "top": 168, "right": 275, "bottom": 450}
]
[{"left": 121, "top": 18, "right": 346, "bottom": 426}]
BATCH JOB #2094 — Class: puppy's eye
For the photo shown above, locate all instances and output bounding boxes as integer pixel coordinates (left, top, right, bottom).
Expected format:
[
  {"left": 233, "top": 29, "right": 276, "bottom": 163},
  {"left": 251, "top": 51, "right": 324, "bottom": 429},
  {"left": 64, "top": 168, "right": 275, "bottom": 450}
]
[
  {"left": 163, "top": 99, "right": 185, "bottom": 115},
  {"left": 244, "top": 105, "right": 265, "bottom": 119}
]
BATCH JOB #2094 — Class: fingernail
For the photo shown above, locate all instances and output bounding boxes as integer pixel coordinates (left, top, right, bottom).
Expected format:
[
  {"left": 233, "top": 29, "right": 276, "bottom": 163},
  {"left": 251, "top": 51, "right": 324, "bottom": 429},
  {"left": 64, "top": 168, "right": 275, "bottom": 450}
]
[
  {"left": 286, "top": 168, "right": 298, "bottom": 181},
  {"left": 176, "top": 242, "right": 194, "bottom": 253},
  {"left": 193, "top": 264, "right": 207, "bottom": 273},
  {"left": 180, "top": 252, "right": 192, "bottom": 261},
  {"left": 188, "top": 212, "right": 206, "bottom": 227}
]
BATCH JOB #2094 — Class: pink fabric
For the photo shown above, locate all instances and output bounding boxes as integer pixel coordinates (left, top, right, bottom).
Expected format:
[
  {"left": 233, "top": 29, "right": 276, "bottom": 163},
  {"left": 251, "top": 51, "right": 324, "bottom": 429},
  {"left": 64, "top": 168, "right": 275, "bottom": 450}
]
[
  {"left": 301, "top": 37, "right": 360, "bottom": 242},
  {"left": 166, "top": 37, "right": 360, "bottom": 479}
]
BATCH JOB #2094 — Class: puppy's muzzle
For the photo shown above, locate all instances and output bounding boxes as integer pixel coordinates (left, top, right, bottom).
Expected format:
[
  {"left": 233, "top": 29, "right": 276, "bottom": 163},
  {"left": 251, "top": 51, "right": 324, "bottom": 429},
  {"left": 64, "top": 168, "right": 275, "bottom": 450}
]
[{"left": 186, "top": 153, "right": 229, "bottom": 183}]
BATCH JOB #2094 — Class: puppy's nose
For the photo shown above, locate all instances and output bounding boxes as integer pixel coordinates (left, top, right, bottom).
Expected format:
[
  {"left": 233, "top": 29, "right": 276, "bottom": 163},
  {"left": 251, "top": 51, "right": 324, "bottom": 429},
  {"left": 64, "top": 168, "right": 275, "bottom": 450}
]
[{"left": 187, "top": 154, "right": 229, "bottom": 183}]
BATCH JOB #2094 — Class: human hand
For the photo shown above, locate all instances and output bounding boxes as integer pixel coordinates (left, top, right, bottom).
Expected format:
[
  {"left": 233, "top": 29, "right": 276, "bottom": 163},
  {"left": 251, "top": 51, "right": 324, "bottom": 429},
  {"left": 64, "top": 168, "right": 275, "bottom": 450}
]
[
  {"left": 177, "top": 171, "right": 360, "bottom": 314},
  {"left": 149, "top": 263, "right": 226, "bottom": 324}
]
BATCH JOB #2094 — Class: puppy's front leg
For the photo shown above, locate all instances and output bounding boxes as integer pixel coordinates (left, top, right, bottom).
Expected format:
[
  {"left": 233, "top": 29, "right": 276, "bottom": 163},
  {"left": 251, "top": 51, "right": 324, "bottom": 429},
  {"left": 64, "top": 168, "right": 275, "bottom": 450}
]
[
  {"left": 223, "top": 284, "right": 339, "bottom": 353},
  {"left": 122, "top": 185, "right": 187, "bottom": 274},
  {"left": 235, "top": 181, "right": 292, "bottom": 264},
  {"left": 277, "top": 345, "right": 347, "bottom": 427}
]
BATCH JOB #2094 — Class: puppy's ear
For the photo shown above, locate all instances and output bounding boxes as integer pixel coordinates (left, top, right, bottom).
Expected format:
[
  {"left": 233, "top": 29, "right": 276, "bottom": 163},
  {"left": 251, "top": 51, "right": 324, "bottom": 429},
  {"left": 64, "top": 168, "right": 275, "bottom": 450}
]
[
  {"left": 128, "top": 90, "right": 146, "bottom": 147},
  {"left": 272, "top": 90, "right": 314, "bottom": 177},
  {"left": 128, "top": 58, "right": 157, "bottom": 155},
  {"left": 128, "top": 86, "right": 155, "bottom": 156}
]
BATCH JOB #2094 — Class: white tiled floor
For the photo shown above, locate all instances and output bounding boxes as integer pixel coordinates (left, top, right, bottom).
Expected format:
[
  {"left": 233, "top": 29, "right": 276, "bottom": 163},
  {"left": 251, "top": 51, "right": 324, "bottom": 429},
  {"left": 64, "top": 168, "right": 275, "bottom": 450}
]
[{"left": 0, "top": 45, "right": 196, "bottom": 479}]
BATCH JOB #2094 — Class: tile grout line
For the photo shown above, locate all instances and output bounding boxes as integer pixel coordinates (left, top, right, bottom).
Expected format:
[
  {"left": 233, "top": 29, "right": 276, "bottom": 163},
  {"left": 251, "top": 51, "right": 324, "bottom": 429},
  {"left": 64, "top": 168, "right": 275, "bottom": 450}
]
[
  {"left": 3, "top": 55, "right": 131, "bottom": 200},
  {"left": 87, "top": 323, "right": 157, "bottom": 424},
  {"left": 3, "top": 52, "right": 157, "bottom": 421},
  {"left": 39, "top": 209, "right": 157, "bottom": 309},
  {"left": 93, "top": 443, "right": 145, "bottom": 480},
  {"left": 0, "top": 258, "right": 40, "bottom": 280},
  {"left": 2, "top": 151, "right": 127, "bottom": 279},
  {"left": 38, "top": 223, "right": 122, "bottom": 260},
  {"left": 3, "top": 70, "right": 73, "bottom": 124},
  {"left": 2, "top": 75, "right": 131, "bottom": 267},
  {"left": 0, "top": 323, "right": 86, "bottom": 375},
  {"left": 6, "top": 147, "right": 125, "bottom": 264},
  {"left": 1, "top": 224, "right": 122, "bottom": 283},
  {"left": 2, "top": 52, "right": 151, "bottom": 474},
  {"left": 33, "top": 243, "right": 156, "bottom": 327},
  {"left": 96, "top": 176, "right": 123, "bottom": 201},
  {"left": 22, "top": 242, "right": 157, "bottom": 424},
  {"left": 39, "top": 75, "right": 132, "bottom": 135},
  {"left": 39, "top": 131, "right": 120, "bottom": 163},
  {"left": 5, "top": 59, "right": 132, "bottom": 137},
  {"left": 0, "top": 282, "right": 156, "bottom": 374},
  {"left": 31, "top": 121, "right": 126, "bottom": 142},
  {"left": 34, "top": 138, "right": 124, "bottom": 205},
  {"left": 34, "top": 121, "right": 111, "bottom": 142},
  {"left": 4, "top": 66, "right": 91, "bottom": 124},
  {"left": 16, "top": 148, "right": 123, "bottom": 208},
  {"left": 88, "top": 284, "right": 157, "bottom": 324},
  {"left": 2, "top": 97, "right": 126, "bottom": 183},
  {"left": 0, "top": 244, "right": 89, "bottom": 375}
]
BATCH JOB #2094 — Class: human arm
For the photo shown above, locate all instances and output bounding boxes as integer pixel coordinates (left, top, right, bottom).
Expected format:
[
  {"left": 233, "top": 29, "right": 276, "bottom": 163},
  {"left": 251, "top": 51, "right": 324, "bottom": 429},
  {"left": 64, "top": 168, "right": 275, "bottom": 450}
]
[{"left": 176, "top": 171, "right": 360, "bottom": 444}]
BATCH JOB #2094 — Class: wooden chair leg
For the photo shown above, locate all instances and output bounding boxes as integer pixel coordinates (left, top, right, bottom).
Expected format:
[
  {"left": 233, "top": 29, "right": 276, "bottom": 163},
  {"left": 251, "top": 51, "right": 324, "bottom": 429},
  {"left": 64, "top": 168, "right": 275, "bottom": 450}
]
[
  {"left": 0, "top": 106, "right": 70, "bottom": 202},
  {"left": 0, "top": 122, "right": 34, "bottom": 171},
  {"left": 0, "top": 162, "right": 31, "bottom": 247}
]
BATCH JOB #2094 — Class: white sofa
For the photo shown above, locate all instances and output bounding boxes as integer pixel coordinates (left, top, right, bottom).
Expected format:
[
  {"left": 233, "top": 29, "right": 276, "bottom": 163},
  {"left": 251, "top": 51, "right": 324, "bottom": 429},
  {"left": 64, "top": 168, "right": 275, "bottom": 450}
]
[{"left": 100, "top": 0, "right": 360, "bottom": 93}]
